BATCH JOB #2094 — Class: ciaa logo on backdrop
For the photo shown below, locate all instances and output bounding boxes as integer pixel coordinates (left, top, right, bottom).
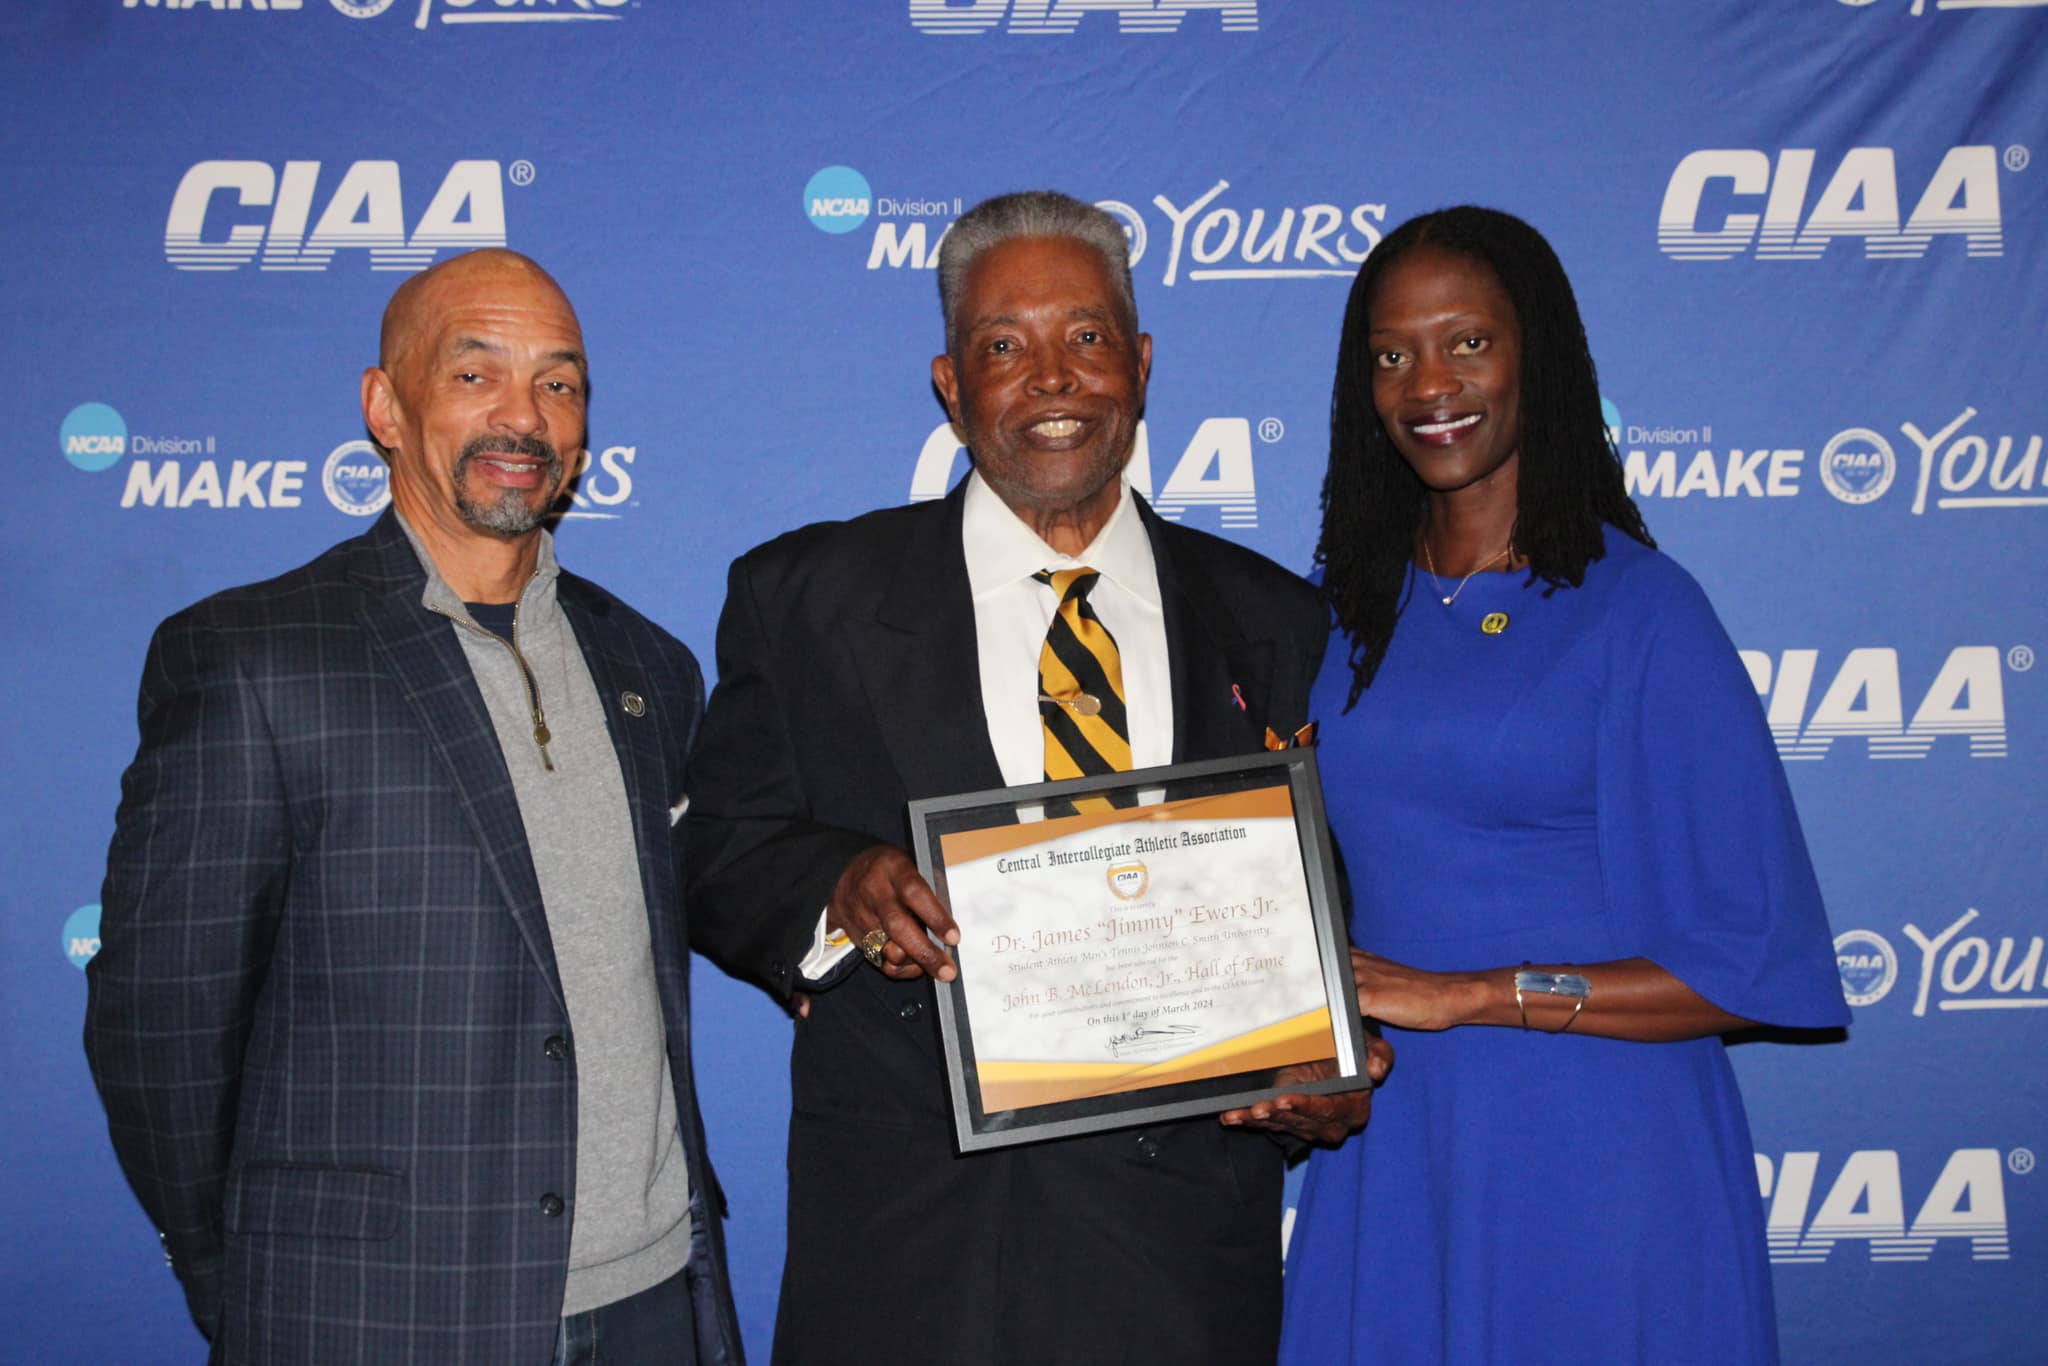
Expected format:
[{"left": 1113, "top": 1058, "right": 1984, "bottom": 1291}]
[
  {"left": 1611, "top": 402, "right": 2047, "bottom": 514},
  {"left": 1835, "top": 929, "right": 1900, "bottom": 1007},
  {"left": 1738, "top": 644, "right": 2030, "bottom": 760},
  {"left": 123, "top": 0, "right": 631, "bottom": 30},
  {"left": 818, "top": 169, "right": 1388, "bottom": 288},
  {"left": 910, "top": 0, "right": 1257, "bottom": 35},
  {"left": 1755, "top": 1146, "right": 2027, "bottom": 1265},
  {"left": 165, "top": 160, "right": 518, "bottom": 272},
  {"left": 1658, "top": 145, "right": 2026, "bottom": 260},
  {"left": 1836, "top": 907, "right": 2048, "bottom": 1017},
  {"left": 322, "top": 441, "right": 391, "bottom": 517},
  {"left": 910, "top": 417, "right": 1284, "bottom": 529}
]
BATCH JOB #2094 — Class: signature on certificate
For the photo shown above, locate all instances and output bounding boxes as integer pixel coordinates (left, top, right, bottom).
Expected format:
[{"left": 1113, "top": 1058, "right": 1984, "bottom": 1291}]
[{"left": 1107, "top": 1023, "right": 1200, "bottom": 1057}]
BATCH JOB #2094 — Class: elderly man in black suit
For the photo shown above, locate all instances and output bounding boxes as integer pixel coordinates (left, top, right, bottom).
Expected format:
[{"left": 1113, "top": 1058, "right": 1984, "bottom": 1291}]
[
  {"left": 85, "top": 250, "right": 741, "bottom": 1366},
  {"left": 689, "top": 191, "right": 1388, "bottom": 1365}
]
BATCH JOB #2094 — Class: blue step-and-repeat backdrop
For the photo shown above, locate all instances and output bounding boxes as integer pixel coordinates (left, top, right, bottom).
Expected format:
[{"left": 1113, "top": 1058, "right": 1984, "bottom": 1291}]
[{"left": 4, "top": 2, "right": 2043, "bottom": 1361}]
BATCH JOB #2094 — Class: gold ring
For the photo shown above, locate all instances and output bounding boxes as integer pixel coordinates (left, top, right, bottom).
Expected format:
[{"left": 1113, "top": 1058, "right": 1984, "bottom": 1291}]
[{"left": 860, "top": 927, "right": 890, "bottom": 967}]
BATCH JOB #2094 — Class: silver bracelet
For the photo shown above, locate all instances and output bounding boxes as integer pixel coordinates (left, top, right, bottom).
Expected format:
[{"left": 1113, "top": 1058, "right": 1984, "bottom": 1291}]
[{"left": 1514, "top": 969, "right": 1591, "bottom": 1032}]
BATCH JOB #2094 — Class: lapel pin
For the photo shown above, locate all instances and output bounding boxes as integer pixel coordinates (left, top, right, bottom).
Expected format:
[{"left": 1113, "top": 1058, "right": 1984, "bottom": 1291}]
[
  {"left": 1480, "top": 612, "right": 1510, "bottom": 635},
  {"left": 622, "top": 691, "right": 646, "bottom": 716}
]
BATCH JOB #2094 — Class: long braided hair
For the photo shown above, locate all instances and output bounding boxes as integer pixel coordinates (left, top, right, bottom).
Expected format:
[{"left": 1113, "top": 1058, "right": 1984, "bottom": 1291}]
[{"left": 1316, "top": 205, "right": 1653, "bottom": 710}]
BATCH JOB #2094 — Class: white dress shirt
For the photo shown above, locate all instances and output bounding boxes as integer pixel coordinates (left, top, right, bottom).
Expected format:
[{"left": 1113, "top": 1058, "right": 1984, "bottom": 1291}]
[
  {"left": 801, "top": 471, "right": 1173, "bottom": 979},
  {"left": 961, "top": 470, "right": 1174, "bottom": 784}
]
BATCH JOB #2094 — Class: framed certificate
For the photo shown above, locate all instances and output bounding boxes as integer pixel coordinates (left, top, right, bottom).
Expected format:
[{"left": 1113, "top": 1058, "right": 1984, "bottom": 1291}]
[{"left": 908, "top": 748, "right": 1368, "bottom": 1152}]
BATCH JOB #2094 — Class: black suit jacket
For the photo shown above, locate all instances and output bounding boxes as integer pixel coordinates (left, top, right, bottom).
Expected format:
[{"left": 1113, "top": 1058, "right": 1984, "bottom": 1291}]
[
  {"left": 688, "top": 484, "right": 1325, "bottom": 1366},
  {"left": 85, "top": 509, "right": 742, "bottom": 1366}
]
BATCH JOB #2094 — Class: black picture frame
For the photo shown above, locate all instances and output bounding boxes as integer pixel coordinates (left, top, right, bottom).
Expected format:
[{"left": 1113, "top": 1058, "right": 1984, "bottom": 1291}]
[{"left": 908, "top": 748, "right": 1369, "bottom": 1152}]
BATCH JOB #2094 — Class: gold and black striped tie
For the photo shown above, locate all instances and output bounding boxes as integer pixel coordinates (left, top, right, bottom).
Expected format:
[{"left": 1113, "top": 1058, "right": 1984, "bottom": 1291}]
[{"left": 1034, "top": 568, "right": 1136, "bottom": 815}]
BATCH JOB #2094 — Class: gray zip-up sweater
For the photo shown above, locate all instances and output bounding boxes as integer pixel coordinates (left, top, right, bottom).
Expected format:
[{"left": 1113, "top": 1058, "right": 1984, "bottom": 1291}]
[{"left": 401, "top": 514, "right": 692, "bottom": 1316}]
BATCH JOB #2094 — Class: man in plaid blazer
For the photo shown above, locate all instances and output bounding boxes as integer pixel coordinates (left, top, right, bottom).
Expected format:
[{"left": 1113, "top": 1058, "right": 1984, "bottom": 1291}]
[{"left": 85, "top": 251, "right": 741, "bottom": 1365}]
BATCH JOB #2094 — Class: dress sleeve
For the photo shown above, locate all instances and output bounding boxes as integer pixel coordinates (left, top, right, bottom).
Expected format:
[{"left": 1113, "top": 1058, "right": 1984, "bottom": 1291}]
[
  {"left": 685, "top": 551, "right": 883, "bottom": 1003},
  {"left": 1595, "top": 561, "right": 1851, "bottom": 1028}
]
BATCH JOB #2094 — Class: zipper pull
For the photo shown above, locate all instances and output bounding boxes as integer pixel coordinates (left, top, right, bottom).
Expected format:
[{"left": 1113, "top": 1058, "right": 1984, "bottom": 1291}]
[{"left": 533, "top": 714, "right": 555, "bottom": 771}]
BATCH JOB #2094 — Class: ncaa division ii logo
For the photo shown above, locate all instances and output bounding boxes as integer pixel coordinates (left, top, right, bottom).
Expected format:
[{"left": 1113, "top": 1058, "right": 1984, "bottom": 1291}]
[
  {"left": 63, "top": 904, "right": 103, "bottom": 971},
  {"left": 805, "top": 167, "right": 872, "bottom": 234},
  {"left": 61, "top": 403, "right": 128, "bottom": 472}
]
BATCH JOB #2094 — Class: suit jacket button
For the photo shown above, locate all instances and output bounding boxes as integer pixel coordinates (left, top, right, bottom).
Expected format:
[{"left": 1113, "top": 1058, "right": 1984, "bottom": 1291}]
[
  {"left": 539, "top": 1193, "right": 565, "bottom": 1217},
  {"left": 543, "top": 1035, "right": 570, "bottom": 1061},
  {"left": 898, "top": 1001, "right": 923, "bottom": 1020},
  {"left": 1135, "top": 1135, "right": 1160, "bottom": 1160}
]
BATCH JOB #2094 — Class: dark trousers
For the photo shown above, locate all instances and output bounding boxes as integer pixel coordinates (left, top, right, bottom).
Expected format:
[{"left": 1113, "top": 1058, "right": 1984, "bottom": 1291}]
[{"left": 551, "top": 1268, "right": 697, "bottom": 1366}]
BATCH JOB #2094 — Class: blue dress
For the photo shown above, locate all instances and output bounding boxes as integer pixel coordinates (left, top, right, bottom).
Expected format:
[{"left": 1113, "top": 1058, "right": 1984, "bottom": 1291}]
[{"left": 1279, "top": 531, "right": 1850, "bottom": 1365}]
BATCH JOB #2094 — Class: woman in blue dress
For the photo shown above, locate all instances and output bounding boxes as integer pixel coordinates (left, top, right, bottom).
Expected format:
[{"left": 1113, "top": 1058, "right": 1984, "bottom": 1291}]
[{"left": 1274, "top": 207, "right": 1850, "bottom": 1364}]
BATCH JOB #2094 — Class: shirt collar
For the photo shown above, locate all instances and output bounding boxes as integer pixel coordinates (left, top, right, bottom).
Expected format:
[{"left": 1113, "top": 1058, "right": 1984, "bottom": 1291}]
[
  {"left": 961, "top": 470, "right": 1160, "bottom": 608},
  {"left": 392, "top": 507, "right": 561, "bottom": 625}
]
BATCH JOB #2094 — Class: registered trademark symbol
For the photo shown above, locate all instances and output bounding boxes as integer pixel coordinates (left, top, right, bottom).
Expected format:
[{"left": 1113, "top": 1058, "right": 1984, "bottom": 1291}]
[
  {"left": 2005, "top": 146, "right": 2030, "bottom": 173},
  {"left": 1258, "top": 418, "right": 1285, "bottom": 444},
  {"left": 2010, "top": 1148, "right": 2035, "bottom": 1175},
  {"left": 2009, "top": 645, "right": 2035, "bottom": 672},
  {"left": 509, "top": 160, "right": 537, "bottom": 187}
]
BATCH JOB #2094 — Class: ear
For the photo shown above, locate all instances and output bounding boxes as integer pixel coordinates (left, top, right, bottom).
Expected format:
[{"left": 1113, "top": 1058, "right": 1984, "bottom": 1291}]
[
  {"left": 930, "top": 352, "right": 962, "bottom": 428},
  {"left": 1136, "top": 332, "right": 1153, "bottom": 392},
  {"left": 362, "top": 366, "right": 404, "bottom": 454}
]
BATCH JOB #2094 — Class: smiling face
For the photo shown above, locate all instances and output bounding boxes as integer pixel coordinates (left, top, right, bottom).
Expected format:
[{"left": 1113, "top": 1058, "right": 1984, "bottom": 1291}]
[
  {"left": 1367, "top": 246, "right": 1523, "bottom": 505},
  {"left": 931, "top": 234, "right": 1152, "bottom": 551},
  {"left": 363, "top": 252, "right": 587, "bottom": 579}
]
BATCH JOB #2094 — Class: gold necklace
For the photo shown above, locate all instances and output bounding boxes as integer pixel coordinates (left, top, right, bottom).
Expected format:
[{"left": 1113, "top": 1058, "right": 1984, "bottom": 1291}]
[{"left": 1420, "top": 537, "right": 1511, "bottom": 607}]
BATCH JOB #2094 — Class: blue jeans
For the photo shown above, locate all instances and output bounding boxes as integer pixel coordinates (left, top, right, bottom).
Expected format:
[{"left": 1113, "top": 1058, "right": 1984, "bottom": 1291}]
[{"left": 551, "top": 1267, "right": 697, "bottom": 1366}]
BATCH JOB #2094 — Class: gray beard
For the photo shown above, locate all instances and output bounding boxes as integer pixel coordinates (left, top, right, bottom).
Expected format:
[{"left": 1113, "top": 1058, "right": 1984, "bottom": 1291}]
[{"left": 452, "top": 434, "right": 564, "bottom": 536}]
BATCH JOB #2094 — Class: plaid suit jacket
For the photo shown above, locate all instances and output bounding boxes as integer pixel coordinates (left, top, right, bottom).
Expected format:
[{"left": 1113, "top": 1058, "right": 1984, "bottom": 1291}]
[{"left": 85, "top": 510, "right": 742, "bottom": 1366}]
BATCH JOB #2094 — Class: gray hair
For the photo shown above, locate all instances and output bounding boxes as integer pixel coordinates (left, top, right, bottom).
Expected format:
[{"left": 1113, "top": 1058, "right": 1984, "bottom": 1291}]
[{"left": 937, "top": 190, "right": 1138, "bottom": 353}]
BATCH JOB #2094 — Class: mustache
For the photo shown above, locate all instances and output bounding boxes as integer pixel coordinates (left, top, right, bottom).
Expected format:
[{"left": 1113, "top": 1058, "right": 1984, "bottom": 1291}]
[{"left": 455, "top": 433, "right": 565, "bottom": 478}]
